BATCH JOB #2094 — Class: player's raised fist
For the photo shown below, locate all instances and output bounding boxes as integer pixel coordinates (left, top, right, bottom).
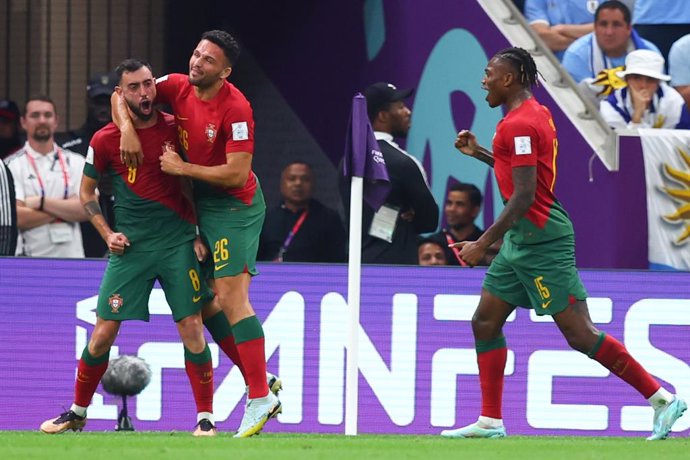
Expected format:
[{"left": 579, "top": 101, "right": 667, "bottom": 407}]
[{"left": 455, "top": 130, "right": 477, "bottom": 157}]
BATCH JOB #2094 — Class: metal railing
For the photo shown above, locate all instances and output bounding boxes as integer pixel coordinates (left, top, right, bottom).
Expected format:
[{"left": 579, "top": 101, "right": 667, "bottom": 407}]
[{"left": 477, "top": 0, "right": 618, "bottom": 171}]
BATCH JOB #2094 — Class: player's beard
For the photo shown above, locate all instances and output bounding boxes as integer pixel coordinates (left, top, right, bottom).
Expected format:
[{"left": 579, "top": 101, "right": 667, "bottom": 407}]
[
  {"left": 189, "top": 69, "right": 223, "bottom": 90},
  {"left": 126, "top": 98, "right": 153, "bottom": 121}
]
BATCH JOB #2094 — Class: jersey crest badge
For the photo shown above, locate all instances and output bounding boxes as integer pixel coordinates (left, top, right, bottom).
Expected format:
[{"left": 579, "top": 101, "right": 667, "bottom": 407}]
[
  {"left": 206, "top": 123, "right": 217, "bottom": 143},
  {"left": 109, "top": 294, "right": 123, "bottom": 314}
]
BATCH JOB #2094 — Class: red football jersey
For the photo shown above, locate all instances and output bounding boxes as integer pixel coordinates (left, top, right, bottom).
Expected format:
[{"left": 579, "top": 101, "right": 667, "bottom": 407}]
[
  {"left": 492, "top": 97, "right": 573, "bottom": 244},
  {"left": 85, "top": 112, "right": 196, "bottom": 250},
  {"left": 155, "top": 73, "right": 257, "bottom": 205}
]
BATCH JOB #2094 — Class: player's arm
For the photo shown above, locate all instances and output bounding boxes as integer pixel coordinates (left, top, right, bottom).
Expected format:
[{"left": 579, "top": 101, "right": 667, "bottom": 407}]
[
  {"left": 455, "top": 130, "right": 494, "bottom": 167},
  {"left": 481, "top": 166, "right": 535, "bottom": 245},
  {"left": 80, "top": 175, "right": 111, "bottom": 239},
  {"left": 161, "top": 146, "right": 252, "bottom": 188},
  {"left": 15, "top": 200, "right": 55, "bottom": 230},
  {"left": 177, "top": 176, "right": 209, "bottom": 262},
  {"left": 111, "top": 92, "right": 143, "bottom": 168},
  {"left": 455, "top": 166, "right": 536, "bottom": 266},
  {"left": 80, "top": 174, "right": 130, "bottom": 254}
]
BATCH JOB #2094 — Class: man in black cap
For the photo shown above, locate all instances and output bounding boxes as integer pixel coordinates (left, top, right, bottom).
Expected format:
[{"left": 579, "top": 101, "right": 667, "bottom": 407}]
[
  {"left": 56, "top": 73, "right": 117, "bottom": 257},
  {"left": 57, "top": 73, "right": 118, "bottom": 156},
  {"left": 0, "top": 99, "right": 22, "bottom": 160},
  {"left": 342, "top": 82, "right": 439, "bottom": 265}
]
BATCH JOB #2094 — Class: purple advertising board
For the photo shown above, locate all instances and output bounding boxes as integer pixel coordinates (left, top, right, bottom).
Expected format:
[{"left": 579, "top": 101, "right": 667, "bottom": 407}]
[{"left": 1, "top": 258, "right": 689, "bottom": 436}]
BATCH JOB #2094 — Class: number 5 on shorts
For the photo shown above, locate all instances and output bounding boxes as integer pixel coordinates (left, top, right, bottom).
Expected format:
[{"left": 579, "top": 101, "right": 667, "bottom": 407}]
[{"left": 534, "top": 275, "right": 550, "bottom": 300}]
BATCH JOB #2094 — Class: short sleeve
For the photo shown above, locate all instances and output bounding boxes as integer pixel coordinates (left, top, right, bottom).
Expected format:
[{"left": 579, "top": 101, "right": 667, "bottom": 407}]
[
  {"left": 84, "top": 132, "right": 109, "bottom": 180},
  {"left": 155, "top": 74, "right": 183, "bottom": 106},
  {"left": 67, "top": 153, "right": 85, "bottom": 197},
  {"left": 503, "top": 121, "right": 539, "bottom": 168},
  {"left": 669, "top": 36, "right": 690, "bottom": 86},
  {"left": 524, "top": 0, "right": 549, "bottom": 24},
  {"left": 224, "top": 99, "right": 255, "bottom": 154}
]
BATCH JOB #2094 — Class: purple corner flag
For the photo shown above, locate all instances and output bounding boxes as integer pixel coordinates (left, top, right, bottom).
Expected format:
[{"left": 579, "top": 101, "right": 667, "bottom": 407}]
[{"left": 343, "top": 93, "right": 391, "bottom": 211}]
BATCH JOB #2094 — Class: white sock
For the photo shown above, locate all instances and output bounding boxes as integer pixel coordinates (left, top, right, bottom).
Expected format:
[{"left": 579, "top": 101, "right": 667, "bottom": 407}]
[
  {"left": 648, "top": 388, "right": 674, "bottom": 409},
  {"left": 70, "top": 404, "right": 87, "bottom": 418},
  {"left": 197, "top": 412, "right": 214, "bottom": 424},
  {"left": 478, "top": 415, "right": 503, "bottom": 428}
]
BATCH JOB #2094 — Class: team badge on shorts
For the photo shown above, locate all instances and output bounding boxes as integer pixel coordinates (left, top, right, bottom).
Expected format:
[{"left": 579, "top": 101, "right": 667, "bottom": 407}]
[
  {"left": 109, "top": 294, "right": 124, "bottom": 314},
  {"left": 206, "top": 123, "right": 217, "bottom": 143}
]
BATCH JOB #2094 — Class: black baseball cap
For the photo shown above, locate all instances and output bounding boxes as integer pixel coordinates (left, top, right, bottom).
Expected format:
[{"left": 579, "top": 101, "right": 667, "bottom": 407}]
[
  {"left": 86, "top": 72, "right": 117, "bottom": 99},
  {"left": 364, "top": 82, "right": 414, "bottom": 120},
  {"left": 0, "top": 99, "right": 19, "bottom": 121}
]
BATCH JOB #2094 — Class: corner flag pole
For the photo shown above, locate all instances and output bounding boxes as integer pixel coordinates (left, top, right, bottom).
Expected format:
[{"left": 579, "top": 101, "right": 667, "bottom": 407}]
[
  {"left": 345, "top": 176, "right": 363, "bottom": 436},
  {"left": 343, "top": 93, "right": 391, "bottom": 436}
]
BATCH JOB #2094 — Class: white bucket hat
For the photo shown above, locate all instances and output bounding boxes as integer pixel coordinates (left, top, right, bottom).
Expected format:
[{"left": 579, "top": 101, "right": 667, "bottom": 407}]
[{"left": 616, "top": 49, "right": 671, "bottom": 81}]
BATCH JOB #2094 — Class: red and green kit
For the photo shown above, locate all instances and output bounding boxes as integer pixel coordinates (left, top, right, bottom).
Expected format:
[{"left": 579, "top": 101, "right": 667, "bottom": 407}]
[
  {"left": 155, "top": 74, "right": 266, "bottom": 279},
  {"left": 483, "top": 97, "right": 587, "bottom": 315},
  {"left": 84, "top": 113, "right": 212, "bottom": 322}
]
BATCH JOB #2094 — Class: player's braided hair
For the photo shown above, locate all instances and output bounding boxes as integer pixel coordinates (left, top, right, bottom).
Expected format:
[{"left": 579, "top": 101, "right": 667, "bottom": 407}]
[{"left": 494, "top": 47, "right": 541, "bottom": 88}]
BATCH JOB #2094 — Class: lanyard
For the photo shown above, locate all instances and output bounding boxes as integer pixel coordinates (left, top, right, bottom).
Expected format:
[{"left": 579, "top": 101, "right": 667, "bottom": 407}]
[
  {"left": 444, "top": 230, "right": 468, "bottom": 267},
  {"left": 25, "top": 148, "right": 70, "bottom": 199},
  {"left": 276, "top": 208, "right": 309, "bottom": 262}
]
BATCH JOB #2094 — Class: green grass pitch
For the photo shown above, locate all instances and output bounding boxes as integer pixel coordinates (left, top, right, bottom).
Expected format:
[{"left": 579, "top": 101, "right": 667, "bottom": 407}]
[{"left": 2, "top": 432, "right": 689, "bottom": 460}]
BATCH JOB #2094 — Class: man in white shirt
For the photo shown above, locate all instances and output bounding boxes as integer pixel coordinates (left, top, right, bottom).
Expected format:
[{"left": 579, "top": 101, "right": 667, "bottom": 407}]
[{"left": 6, "top": 95, "right": 89, "bottom": 257}]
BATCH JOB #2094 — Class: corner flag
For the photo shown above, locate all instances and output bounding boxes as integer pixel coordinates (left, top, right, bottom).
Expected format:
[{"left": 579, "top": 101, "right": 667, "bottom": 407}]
[
  {"left": 342, "top": 93, "right": 390, "bottom": 436},
  {"left": 343, "top": 93, "right": 391, "bottom": 210}
]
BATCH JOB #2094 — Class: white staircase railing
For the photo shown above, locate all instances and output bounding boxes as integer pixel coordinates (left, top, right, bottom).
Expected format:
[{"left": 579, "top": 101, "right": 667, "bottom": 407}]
[{"left": 477, "top": 0, "right": 618, "bottom": 171}]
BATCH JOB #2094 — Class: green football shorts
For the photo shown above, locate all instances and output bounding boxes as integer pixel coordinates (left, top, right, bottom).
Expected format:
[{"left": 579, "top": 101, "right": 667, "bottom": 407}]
[
  {"left": 97, "top": 241, "right": 214, "bottom": 322},
  {"left": 483, "top": 233, "right": 588, "bottom": 316},
  {"left": 196, "top": 186, "right": 266, "bottom": 280}
]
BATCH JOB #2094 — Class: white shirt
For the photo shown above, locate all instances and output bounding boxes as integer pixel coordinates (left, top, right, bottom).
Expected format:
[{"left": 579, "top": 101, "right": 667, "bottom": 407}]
[
  {"left": 6, "top": 142, "right": 85, "bottom": 257},
  {"left": 600, "top": 83, "right": 690, "bottom": 130}
]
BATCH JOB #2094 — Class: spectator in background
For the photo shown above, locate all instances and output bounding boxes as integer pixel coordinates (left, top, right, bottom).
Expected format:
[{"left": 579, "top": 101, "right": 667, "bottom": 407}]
[
  {"left": 0, "top": 99, "right": 22, "bottom": 160},
  {"left": 56, "top": 73, "right": 117, "bottom": 258},
  {"left": 524, "top": 0, "right": 595, "bottom": 61},
  {"left": 562, "top": 1, "right": 661, "bottom": 101},
  {"left": 669, "top": 34, "right": 690, "bottom": 108},
  {"left": 427, "top": 182, "right": 491, "bottom": 267},
  {"left": 6, "top": 95, "right": 89, "bottom": 257},
  {"left": 418, "top": 238, "right": 447, "bottom": 266},
  {"left": 341, "top": 82, "right": 439, "bottom": 265},
  {"left": 259, "top": 161, "right": 346, "bottom": 263},
  {"left": 600, "top": 50, "right": 690, "bottom": 129},
  {"left": 633, "top": 0, "right": 690, "bottom": 61},
  {"left": 57, "top": 73, "right": 118, "bottom": 156},
  {"left": 0, "top": 162, "right": 17, "bottom": 255}
]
